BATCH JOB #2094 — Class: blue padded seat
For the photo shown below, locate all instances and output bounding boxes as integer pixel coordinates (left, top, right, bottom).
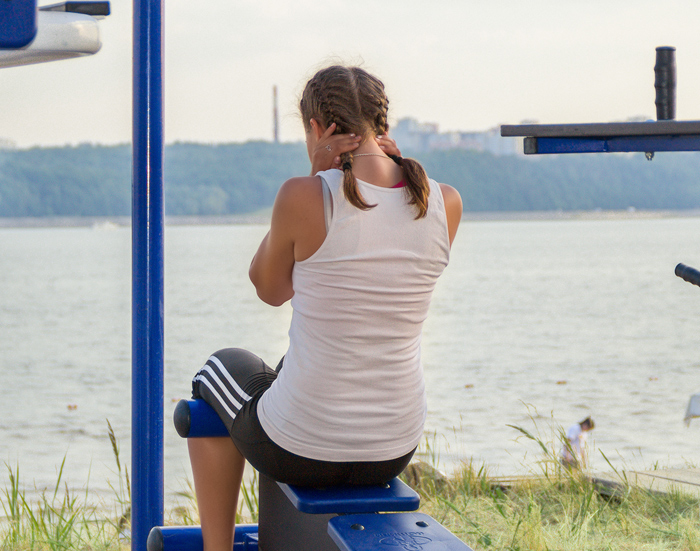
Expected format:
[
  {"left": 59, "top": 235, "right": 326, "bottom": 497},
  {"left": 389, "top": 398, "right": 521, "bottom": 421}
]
[{"left": 277, "top": 476, "right": 420, "bottom": 514}]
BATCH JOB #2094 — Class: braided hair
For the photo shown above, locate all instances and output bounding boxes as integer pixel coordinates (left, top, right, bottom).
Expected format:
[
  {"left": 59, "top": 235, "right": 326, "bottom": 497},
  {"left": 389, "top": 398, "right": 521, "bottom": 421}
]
[{"left": 300, "top": 66, "right": 430, "bottom": 218}]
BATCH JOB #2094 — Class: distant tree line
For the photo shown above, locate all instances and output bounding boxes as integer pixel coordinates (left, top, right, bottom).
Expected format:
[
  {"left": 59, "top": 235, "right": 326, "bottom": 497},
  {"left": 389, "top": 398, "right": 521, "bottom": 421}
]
[{"left": 1, "top": 142, "right": 699, "bottom": 217}]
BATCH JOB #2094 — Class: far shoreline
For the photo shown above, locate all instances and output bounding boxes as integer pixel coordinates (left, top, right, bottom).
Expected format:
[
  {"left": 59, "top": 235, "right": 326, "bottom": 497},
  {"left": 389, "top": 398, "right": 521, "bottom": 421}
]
[{"left": 1, "top": 208, "right": 699, "bottom": 229}]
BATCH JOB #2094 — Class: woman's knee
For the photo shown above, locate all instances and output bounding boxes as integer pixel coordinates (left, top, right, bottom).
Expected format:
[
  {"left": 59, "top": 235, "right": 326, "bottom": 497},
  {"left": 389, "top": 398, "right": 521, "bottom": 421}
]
[{"left": 193, "top": 348, "right": 276, "bottom": 397}]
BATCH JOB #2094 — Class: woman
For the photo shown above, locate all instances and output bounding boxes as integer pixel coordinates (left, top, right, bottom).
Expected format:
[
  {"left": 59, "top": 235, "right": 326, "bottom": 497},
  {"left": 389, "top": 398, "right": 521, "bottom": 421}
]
[{"left": 188, "top": 65, "right": 462, "bottom": 551}]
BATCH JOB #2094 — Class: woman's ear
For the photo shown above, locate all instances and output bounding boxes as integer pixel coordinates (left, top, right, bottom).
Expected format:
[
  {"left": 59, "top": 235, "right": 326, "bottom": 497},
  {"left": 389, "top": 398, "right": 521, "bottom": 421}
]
[{"left": 309, "top": 118, "right": 326, "bottom": 141}]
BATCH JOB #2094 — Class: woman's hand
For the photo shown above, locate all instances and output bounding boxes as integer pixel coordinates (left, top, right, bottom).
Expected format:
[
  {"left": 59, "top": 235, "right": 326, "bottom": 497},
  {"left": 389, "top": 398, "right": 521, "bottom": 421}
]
[
  {"left": 310, "top": 123, "right": 361, "bottom": 175},
  {"left": 375, "top": 134, "right": 402, "bottom": 158}
]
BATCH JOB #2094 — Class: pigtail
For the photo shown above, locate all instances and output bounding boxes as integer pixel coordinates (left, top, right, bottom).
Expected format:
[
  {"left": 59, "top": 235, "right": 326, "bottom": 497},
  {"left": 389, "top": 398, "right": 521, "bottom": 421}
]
[
  {"left": 375, "top": 92, "right": 429, "bottom": 219},
  {"left": 393, "top": 156, "right": 430, "bottom": 219},
  {"left": 341, "top": 152, "right": 375, "bottom": 211}
]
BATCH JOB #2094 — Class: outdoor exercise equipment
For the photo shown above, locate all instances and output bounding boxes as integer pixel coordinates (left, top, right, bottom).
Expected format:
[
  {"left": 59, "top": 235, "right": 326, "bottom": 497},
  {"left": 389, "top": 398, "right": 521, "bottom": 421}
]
[
  {"left": 0, "top": 0, "right": 37, "bottom": 48},
  {"left": 0, "top": 1, "right": 109, "bottom": 68},
  {"left": 148, "top": 399, "right": 474, "bottom": 551},
  {"left": 131, "top": 0, "right": 165, "bottom": 549},
  {"left": 501, "top": 47, "right": 700, "bottom": 158}
]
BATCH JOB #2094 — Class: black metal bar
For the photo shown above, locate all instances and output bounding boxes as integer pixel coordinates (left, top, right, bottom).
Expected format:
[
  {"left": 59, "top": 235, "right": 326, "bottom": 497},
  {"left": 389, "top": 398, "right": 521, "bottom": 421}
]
[
  {"left": 675, "top": 263, "right": 700, "bottom": 288},
  {"left": 39, "top": 1, "right": 111, "bottom": 16},
  {"left": 655, "top": 47, "right": 676, "bottom": 121},
  {"left": 501, "top": 120, "right": 700, "bottom": 138}
]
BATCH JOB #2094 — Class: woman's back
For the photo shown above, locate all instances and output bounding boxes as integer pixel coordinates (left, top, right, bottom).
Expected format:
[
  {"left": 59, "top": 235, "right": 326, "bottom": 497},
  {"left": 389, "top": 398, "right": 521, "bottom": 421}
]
[{"left": 258, "top": 169, "right": 451, "bottom": 462}]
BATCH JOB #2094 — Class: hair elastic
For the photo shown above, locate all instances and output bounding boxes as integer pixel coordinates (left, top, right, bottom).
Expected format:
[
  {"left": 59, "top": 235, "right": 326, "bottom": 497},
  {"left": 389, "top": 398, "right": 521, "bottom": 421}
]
[
  {"left": 388, "top": 154, "right": 403, "bottom": 165},
  {"left": 342, "top": 161, "right": 352, "bottom": 171}
]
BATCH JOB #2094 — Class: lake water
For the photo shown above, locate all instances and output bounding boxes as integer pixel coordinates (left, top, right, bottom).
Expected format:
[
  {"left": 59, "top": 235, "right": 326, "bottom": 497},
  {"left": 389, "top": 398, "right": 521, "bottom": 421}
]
[{"left": 1, "top": 213, "right": 699, "bottom": 504}]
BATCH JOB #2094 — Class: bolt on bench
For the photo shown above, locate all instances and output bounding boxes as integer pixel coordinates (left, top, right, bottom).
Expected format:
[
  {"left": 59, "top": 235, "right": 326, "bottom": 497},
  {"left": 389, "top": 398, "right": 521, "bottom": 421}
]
[{"left": 147, "top": 399, "right": 474, "bottom": 551}]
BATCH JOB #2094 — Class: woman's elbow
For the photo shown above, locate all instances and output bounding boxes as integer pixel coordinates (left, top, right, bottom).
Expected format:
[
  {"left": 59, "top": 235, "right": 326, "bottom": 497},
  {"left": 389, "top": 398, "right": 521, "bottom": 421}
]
[
  {"left": 249, "top": 261, "right": 294, "bottom": 306},
  {"left": 250, "top": 275, "right": 293, "bottom": 306},
  {"left": 256, "top": 287, "right": 292, "bottom": 307}
]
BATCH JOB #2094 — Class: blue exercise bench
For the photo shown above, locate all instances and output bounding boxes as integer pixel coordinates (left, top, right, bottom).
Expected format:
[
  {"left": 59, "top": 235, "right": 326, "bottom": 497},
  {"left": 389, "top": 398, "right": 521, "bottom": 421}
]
[{"left": 147, "top": 399, "right": 473, "bottom": 551}]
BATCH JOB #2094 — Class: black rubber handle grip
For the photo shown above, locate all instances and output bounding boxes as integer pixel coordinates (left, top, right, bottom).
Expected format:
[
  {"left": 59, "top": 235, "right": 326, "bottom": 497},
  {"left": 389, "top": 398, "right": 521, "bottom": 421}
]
[
  {"left": 655, "top": 46, "right": 677, "bottom": 121},
  {"left": 675, "top": 263, "right": 700, "bottom": 288}
]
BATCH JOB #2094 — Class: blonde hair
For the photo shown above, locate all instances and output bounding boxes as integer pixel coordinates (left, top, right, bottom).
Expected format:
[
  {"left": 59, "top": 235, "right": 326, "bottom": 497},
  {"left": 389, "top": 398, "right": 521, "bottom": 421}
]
[{"left": 300, "top": 66, "right": 430, "bottom": 218}]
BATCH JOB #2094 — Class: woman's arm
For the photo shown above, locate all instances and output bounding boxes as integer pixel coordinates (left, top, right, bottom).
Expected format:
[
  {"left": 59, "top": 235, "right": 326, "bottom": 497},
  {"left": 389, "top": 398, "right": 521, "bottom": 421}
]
[
  {"left": 439, "top": 183, "right": 463, "bottom": 246},
  {"left": 250, "top": 127, "right": 362, "bottom": 306},
  {"left": 249, "top": 179, "right": 306, "bottom": 306},
  {"left": 249, "top": 176, "right": 327, "bottom": 306}
]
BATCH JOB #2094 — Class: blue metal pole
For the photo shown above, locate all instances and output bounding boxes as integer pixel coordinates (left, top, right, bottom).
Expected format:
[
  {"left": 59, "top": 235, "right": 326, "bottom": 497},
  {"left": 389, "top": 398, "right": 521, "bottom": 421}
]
[{"left": 132, "top": 0, "right": 164, "bottom": 547}]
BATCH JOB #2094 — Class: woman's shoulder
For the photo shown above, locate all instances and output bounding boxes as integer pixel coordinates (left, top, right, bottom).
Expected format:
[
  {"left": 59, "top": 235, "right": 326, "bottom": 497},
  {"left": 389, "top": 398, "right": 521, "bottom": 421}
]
[
  {"left": 278, "top": 170, "right": 341, "bottom": 200},
  {"left": 268, "top": 177, "right": 324, "bottom": 234},
  {"left": 280, "top": 175, "right": 321, "bottom": 192},
  {"left": 275, "top": 176, "right": 324, "bottom": 208}
]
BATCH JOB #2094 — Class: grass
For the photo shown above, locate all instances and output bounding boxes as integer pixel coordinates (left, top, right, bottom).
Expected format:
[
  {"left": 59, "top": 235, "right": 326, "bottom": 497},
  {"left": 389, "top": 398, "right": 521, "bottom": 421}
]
[
  {"left": 0, "top": 421, "right": 132, "bottom": 551},
  {"left": 2, "top": 424, "right": 700, "bottom": 550},
  {"left": 0, "top": 420, "right": 258, "bottom": 550},
  {"left": 406, "top": 424, "right": 700, "bottom": 551},
  {"left": 413, "top": 460, "right": 700, "bottom": 551}
]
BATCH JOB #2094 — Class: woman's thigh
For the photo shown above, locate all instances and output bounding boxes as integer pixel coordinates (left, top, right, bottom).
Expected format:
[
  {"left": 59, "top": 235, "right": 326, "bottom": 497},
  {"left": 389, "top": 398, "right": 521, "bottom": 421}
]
[{"left": 192, "top": 348, "right": 414, "bottom": 486}]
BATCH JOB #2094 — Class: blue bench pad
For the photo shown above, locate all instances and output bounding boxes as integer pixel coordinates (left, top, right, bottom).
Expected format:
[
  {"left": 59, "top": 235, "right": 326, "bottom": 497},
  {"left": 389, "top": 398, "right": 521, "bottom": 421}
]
[
  {"left": 328, "top": 513, "right": 474, "bottom": 551},
  {"left": 278, "top": 477, "right": 420, "bottom": 514},
  {"left": 174, "top": 399, "right": 228, "bottom": 438},
  {"left": 146, "top": 524, "right": 258, "bottom": 551}
]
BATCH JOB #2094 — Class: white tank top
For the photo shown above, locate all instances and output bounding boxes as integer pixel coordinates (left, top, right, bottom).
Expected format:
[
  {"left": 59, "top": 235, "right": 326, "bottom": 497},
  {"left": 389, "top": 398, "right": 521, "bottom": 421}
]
[{"left": 258, "top": 169, "right": 451, "bottom": 462}]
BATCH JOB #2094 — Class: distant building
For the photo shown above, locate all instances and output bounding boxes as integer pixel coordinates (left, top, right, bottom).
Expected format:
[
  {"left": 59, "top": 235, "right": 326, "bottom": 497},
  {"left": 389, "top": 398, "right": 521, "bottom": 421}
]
[
  {"left": 390, "top": 118, "right": 439, "bottom": 151},
  {"left": 272, "top": 85, "right": 279, "bottom": 144},
  {"left": 391, "top": 117, "right": 521, "bottom": 156}
]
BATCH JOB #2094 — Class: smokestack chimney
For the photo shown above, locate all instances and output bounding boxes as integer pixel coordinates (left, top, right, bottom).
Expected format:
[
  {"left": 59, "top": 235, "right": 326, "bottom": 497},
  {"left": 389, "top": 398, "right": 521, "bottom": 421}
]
[{"left": 273, "top": 85, "right": 279, "bottom": 143}]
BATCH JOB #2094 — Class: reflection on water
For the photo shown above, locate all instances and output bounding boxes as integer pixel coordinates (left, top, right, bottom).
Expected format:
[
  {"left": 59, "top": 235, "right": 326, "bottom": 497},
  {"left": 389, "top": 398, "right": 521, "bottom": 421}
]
[{"left": 1, "top": 214, "right": 699, "bottom": 502}]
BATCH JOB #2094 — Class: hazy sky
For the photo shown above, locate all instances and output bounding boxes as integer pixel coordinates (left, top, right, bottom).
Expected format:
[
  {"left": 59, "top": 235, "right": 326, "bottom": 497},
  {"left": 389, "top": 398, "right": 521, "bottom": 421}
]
[{"left": 2, "top": 0, "right": 700, "bottom": 147}]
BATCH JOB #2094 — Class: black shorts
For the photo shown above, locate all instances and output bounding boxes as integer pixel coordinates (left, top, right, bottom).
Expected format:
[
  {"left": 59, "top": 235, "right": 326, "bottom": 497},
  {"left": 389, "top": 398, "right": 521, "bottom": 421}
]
[{"left": 191, "top": 348, "right": 415, "bottom": 487}]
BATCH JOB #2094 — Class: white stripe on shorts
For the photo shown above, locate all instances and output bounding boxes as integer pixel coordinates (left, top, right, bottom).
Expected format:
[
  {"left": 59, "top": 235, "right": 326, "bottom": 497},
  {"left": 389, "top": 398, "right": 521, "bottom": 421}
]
[
  {"left": 208, "top": 355, "right": 253, "bottom": 402},
  {"left": 197, "top": 365, "right": 243, "bottom": 410},
  {"left": 195, "top": 375, "right": 238, "bottom": 422}
]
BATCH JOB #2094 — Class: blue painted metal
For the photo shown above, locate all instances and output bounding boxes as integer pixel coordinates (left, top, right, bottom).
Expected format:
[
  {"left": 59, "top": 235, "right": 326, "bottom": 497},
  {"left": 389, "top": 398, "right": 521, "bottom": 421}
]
[
  {"left": 528, "top": 134, "right": 700, "bottom": 155},
  {"left": 132, "top": 0, "right": 164, "bottom": 548},
  {"left": 278, "top": 477, "right": 420, "bottom": 514},
  {"left": 328, "top": 512, "right": 474, "bottom": 551},
  {"left": 0, "top": 0, "right": 38, "bottom": 48},
  {"left": 147, "top": 525, "right": 259, "bottom": 551},
  {"left": 174, "top": 399, "right": 229, "bottom": 438}
]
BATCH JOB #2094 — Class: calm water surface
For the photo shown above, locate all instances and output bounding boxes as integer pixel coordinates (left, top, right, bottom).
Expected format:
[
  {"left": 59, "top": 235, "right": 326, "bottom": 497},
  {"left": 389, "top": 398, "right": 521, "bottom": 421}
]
[{"left": 1, "top": 214, "right": 699, "bottom": 502}]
